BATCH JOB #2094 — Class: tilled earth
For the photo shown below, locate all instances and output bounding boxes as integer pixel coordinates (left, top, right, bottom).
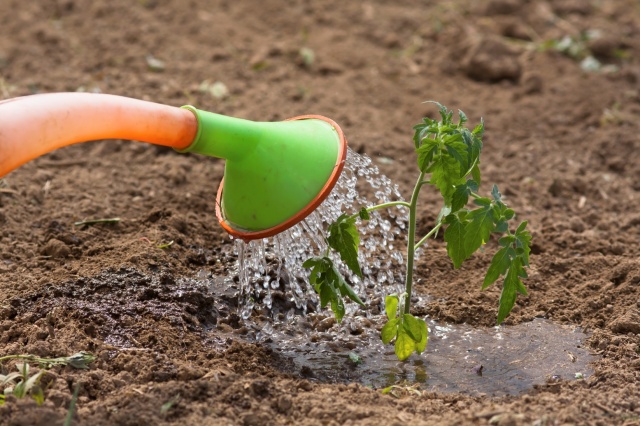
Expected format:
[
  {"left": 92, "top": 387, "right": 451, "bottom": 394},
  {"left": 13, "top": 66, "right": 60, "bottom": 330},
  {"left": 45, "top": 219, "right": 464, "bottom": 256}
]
[{"left": 1, "top": 0, "right": 639, "bottom": 425}]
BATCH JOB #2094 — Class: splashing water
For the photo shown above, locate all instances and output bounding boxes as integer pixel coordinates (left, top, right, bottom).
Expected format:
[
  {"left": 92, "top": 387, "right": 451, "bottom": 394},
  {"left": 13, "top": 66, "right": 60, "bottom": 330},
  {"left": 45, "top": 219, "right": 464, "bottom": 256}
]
[{"left": 232, "top": 148, "right": 410, "bottom": 320}]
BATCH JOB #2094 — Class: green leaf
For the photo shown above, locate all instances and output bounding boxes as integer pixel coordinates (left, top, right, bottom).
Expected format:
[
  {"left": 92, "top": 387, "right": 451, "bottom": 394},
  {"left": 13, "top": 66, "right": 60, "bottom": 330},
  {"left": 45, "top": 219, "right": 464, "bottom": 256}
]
[
  {"left": 394, "top": 329, "right": 416, "bottom": 361},
  {"left": 331, "top": 263, "right": 364, "bottom": 306},
  {"left": 458, "top": 109, "right": 467, "bottom": 125},
  {"left": 491, "top": 185, "right": 503, "bottom": 204},
  {"left": 403, "top": 314, "right": 423, "bottom": 342},
  {"left": 464, "top": 205, "right": 495, "bottom": 256},
  {"left": 482, "top": 246, "right": 514, "bottom": 289},
  {"left": 451, "top": 180, "right": 478, "bottom": 212},
  {"left": 444, "top": 137, "right": 469, "bottom": 177},
  {"left": 497, "top": 257, "right": 527, "bottom": 324},
  {"left": 0, "top": 394, "right": 5, "bottom": 406},
  {"left": 499, "top": 235, "right": 516, "bottom": 246},
  {"left": 303, "top": 257, "right": 328, "bottom": 286},
  {"left": 331, "top": 296, "right": 346, "bottom": 323},
  {"left": 444, "top": 214, "right": 468, "bottom": 268},
  {"left": 358, "top": 207, "right": 370, "bottom": 221},
  {"left": 472, "top": 120, "right": 484, "bottom": 138},
  {"left": 12, "top": 380, "right": 26, "bottom": 398},
  {"left": 348, "top": 352, "right": 363, "bottom": 365},
  {"left": 385, "top": 294, "right": 399, "bottom": 321},
  {"left": 327, "top": 215, "right": 362, "bottom": 277},
  {"left": 1, "top": 372, "right": 21, "bottom": 385},
  {"left": 428, "top": 151, "right": 463, "bottom": 204},
  {"left": 319, "top": 281, "right": 333, "bottom": 307},
  {"left": 65, "top": 352, "right": 96, "bottom": 370},
  {"left": 381, "top": 318, "right": 399, "bottom": 344},
  {"left": 23, "top": 370, "right": 43, "bottom": 393},
  {"left": 471, "top": 163, "right": 482, "bottom": 185},
  {"left": 415, "top": 318, "right": 428, "bottom": 354},
  {"left": 160, "top": 395, "right": 181, "bottom": 415},
  {"left": 31, "top": 385, "right": 45, "bottom": 406},
  {"left": 416, "top": 138, "right": 438, "bottom": 172},
  {"left": 514, "top": 221, "right": 532, "bottom": 266}
]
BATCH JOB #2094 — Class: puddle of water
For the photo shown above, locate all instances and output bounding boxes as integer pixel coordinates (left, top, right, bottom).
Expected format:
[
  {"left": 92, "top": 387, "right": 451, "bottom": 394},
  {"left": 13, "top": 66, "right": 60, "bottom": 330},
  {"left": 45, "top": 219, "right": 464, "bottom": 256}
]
[{"left": 253, "top": 317, "right": 597, "bottom": 397}]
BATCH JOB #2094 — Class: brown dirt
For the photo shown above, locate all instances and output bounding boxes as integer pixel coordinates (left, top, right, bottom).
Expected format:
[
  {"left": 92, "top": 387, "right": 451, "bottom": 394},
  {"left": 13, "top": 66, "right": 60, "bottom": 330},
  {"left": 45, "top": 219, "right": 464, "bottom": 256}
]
[{"left": 1, "top": 0, "right": 639, "bottom": 425}]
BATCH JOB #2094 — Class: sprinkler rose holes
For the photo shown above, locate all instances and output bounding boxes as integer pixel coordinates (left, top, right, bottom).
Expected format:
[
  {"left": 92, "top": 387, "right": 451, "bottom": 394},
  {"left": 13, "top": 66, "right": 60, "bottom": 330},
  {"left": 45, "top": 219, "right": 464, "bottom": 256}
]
[{"left": 304, "top": 103, "right": 532, "bottom": 361}]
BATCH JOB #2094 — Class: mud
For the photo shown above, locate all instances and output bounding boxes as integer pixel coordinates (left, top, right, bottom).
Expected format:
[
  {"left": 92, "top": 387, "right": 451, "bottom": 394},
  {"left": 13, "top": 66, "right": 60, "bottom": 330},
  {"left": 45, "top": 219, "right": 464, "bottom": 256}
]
[{"left": 1, "top": 0, "right": 640, "bottom": 425}]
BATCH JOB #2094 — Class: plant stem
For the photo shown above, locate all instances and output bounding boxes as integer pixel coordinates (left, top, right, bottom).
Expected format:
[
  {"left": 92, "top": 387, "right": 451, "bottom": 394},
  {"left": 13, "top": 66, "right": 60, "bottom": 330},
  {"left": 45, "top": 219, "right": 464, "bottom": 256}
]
[
  {"left": 348, "top": 201, "right": 411, "bottom": 221},
  {"left": 0, "top": 354, "right": 36, "bottom": 363},
  {"left": 404, "top": 171, "right": 425, "bottom": 315},
  {"left": 414, "top": 222, "right": 443, "bottom": 251}
]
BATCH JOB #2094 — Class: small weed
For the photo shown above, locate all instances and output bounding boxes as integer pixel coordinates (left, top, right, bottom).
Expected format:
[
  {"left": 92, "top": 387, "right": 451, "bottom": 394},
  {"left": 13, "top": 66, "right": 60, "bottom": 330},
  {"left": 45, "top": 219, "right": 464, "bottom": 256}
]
[
  {"left": 0, "top": 352, "right": 95, "bottom": 407},
  {"left": 160, "top": 395, "right": 181, "bottom": 415}
]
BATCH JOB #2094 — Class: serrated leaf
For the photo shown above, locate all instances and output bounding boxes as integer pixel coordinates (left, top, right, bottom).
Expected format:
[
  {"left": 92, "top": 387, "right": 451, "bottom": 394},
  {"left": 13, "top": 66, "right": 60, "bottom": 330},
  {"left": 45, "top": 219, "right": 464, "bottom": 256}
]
[
  {"left": 319, "top": 281, "right": 333, "bottom": 307},
  {"left": 497, "top": 257, "right": 527, "bottom": 324},
  {"left": 385, "top": 294, "right": 399, "bottom": 321},
  {"left": 471, "top": 163, "right": 482, "bottom": 185},
  {"left": 464, "top": 205, "right": 495, "bottom": 256},
  {"left": 498, "top": 234, "right": 516, "bottom": 246},
  {"left": 403, "top": 314, "right": 423, "bottom": 343},
  {"left": 491, "top": 185, "right": 503, "bottom": 204},
  {"left": 331, "top": 296, "right": 346, "bottom": 323},
  {"left": 458, "top": 109, "right": 467, "bottom": 125},
  {"left": 395, "top": 329, "right": 416, "bottom": 361},
  {"left": 331, "top": 263, "right": 364, "bottom": 306},
  {"left": 428, "top": 151, "right": 463, "bottom": 204},
  {"left": 416, "top": 138, "right": 438, "bottom": 172},
  {"left": 381, "top": 318, "right": 399, "bottom": 344},
  {"left": 444, "top": 137, "right": 469, "bottom": 177},
  {"left": 451, "top": 180, "right": 478, "bottom": 212},
  {"left": 483, "top": 246, "right": 514, "bottom": 289},
  {"left": 302, "top": 257, "right": 321, "bottom": 269},
  {"left": 415, "top": 318, "right": 428, "bottom": 354},
  {"left": 444, "top": 214, "right": 468, "bottom": 268},
  {"left": 472, "top": 120, "right": 484, "bottom": 138},
  {"left": 327, "top": 215, "right": 362, "bottom": 277}
]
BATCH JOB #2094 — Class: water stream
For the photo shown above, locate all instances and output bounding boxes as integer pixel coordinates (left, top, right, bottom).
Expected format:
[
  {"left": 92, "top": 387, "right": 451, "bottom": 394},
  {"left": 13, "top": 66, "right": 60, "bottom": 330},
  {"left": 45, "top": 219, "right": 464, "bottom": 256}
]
[{"left": 233, "top": 148, "right": 410, "bottom": 319}]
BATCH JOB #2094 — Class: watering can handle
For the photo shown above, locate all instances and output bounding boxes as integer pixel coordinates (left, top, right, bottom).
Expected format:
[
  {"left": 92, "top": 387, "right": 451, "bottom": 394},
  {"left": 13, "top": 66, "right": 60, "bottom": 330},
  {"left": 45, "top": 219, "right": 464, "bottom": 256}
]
[{"left": 0, "top": 92, "right": 197, "bottom": 178}]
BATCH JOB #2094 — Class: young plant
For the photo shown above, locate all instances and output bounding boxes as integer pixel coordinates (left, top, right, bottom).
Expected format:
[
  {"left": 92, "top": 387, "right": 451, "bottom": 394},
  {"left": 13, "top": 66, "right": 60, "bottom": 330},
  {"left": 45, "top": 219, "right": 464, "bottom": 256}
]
[
  {"left": 1, "top": 362, "right": 45, "bottom": 406},
  {"left": 0, "top": 352, "right": 95, "bottom": 406},
  {"left": 304, "top": 102, "right": 531, "bottom": 361}
]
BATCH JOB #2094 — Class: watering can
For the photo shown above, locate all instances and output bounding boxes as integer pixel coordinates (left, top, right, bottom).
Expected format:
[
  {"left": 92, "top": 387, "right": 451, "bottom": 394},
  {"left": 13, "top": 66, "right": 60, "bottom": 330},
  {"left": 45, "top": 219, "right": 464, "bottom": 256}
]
[{"left": 0, "top": 93, "right": 347, "bottom": 240}]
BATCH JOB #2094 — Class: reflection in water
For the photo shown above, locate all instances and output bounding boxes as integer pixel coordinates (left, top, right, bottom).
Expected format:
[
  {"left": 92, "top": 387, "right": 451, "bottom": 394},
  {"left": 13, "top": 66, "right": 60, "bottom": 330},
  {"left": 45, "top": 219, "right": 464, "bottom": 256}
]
[{"left": 257, "top": 318, "right": 597, "bottom": 396}]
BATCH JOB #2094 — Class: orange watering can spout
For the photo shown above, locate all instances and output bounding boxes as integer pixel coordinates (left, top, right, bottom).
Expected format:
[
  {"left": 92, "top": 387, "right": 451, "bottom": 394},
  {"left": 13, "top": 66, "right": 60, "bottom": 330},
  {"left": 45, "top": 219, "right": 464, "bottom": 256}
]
[{"left": 0, "top": 92, "right": 198, "bottom": 178}]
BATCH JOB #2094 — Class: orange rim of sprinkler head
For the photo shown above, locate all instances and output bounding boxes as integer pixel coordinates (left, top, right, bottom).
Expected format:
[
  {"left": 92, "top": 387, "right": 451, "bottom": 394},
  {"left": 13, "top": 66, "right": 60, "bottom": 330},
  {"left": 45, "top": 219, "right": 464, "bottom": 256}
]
[
  {"left": 213, "top": 115, "right": 347, "bottom": 242},
  {"left": 0, "top": 93, "right": 347, "bottom": 242}
]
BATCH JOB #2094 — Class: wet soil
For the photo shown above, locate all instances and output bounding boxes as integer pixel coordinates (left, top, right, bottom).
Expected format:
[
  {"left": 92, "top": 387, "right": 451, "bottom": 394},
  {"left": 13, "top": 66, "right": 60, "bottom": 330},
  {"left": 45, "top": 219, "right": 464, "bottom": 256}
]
[{"left": 1, "top": 0, "right": 639, "bottom": 425}]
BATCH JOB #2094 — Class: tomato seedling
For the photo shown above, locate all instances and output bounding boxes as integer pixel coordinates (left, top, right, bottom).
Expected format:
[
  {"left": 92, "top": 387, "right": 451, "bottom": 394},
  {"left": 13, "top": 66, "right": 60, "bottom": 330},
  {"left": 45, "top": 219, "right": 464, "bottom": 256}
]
[{"left": 304, "top": 102, "right": 531, "bottom": 361}]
